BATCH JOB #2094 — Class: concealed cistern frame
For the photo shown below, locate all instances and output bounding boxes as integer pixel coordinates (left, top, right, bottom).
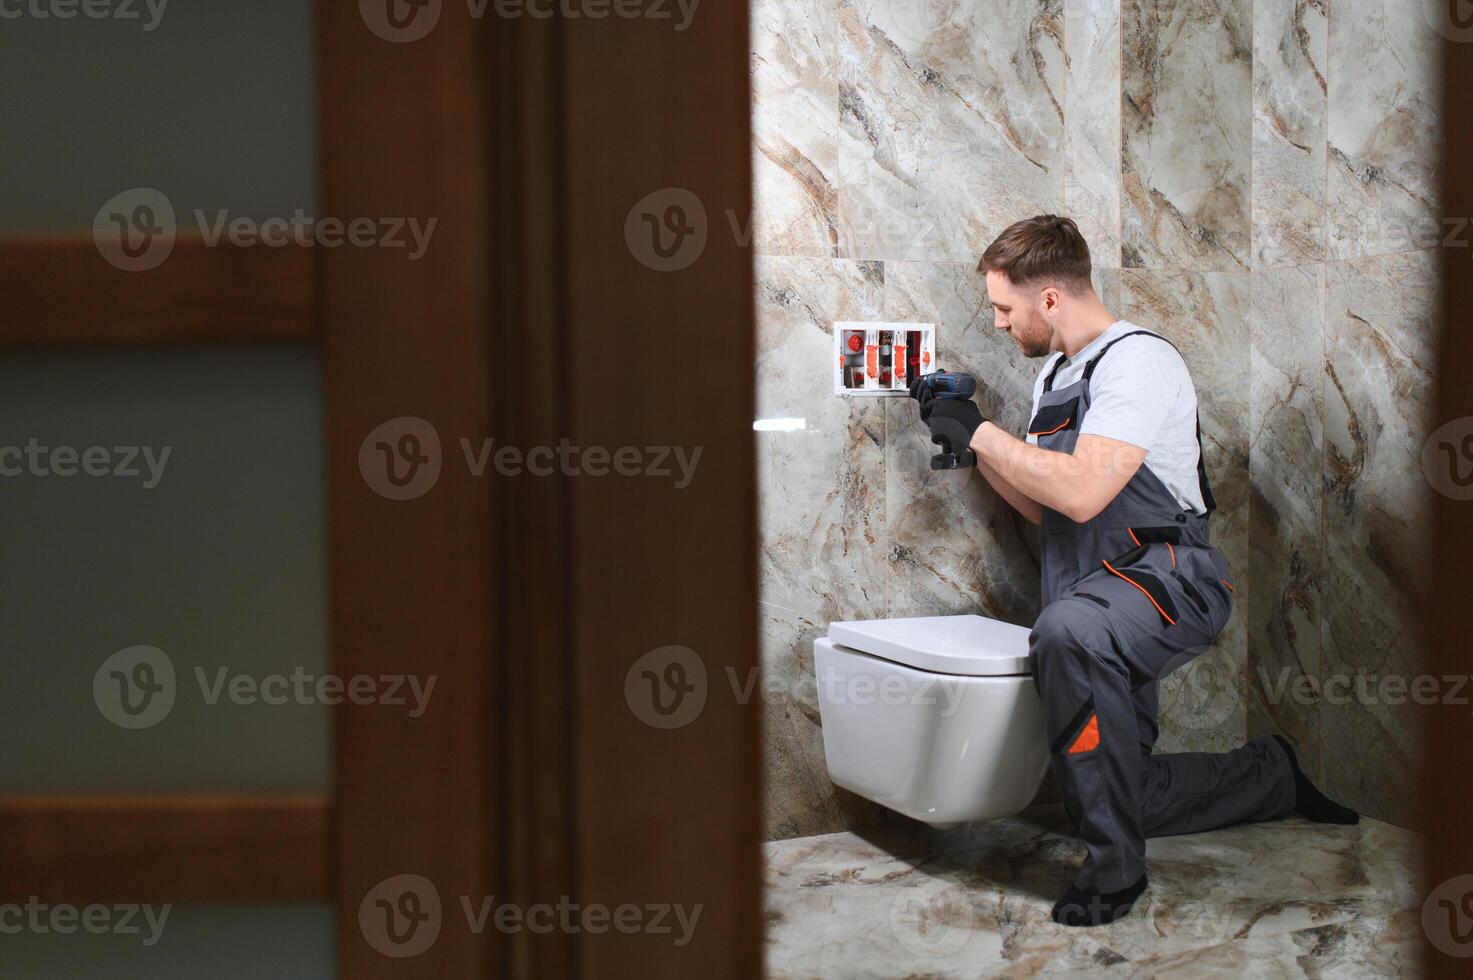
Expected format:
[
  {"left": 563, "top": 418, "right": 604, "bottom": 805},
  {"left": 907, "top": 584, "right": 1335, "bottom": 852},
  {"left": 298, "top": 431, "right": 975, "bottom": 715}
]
[{"left": 833, "top": 321, "right": 936, "bottom": 396}]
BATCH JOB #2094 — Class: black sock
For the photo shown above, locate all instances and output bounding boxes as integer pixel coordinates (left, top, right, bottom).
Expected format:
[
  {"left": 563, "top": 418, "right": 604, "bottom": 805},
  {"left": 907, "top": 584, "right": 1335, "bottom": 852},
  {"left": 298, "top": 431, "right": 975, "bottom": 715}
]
[
  {"left": 1051, "top": 875, "right": 1148, "bottom": 927},
  {"left": 1272, "top": 735, "right": 1359, "bottom": 825}
]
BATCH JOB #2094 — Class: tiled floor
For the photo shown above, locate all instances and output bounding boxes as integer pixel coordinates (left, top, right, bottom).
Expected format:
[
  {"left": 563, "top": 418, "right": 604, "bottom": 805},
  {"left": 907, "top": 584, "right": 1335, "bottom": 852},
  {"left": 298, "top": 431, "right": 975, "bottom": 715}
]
[{"left": 764, "top": 808, "right": 1422, "bottom": 978}]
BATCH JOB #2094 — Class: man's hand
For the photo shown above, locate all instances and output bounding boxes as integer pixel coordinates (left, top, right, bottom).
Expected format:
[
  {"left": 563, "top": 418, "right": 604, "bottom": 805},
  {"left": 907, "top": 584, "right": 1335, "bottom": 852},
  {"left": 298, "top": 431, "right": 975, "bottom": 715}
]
[{"left": 925, "top": 397, "right": 985, "bottom": 451}]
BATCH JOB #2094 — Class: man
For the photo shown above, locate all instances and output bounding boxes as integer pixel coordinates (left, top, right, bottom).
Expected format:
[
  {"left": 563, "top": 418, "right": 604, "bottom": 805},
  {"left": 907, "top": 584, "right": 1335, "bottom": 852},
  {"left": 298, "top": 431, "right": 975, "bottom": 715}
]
[{"left": 911, "top": 215, "right": 1357, "bottom": 927}]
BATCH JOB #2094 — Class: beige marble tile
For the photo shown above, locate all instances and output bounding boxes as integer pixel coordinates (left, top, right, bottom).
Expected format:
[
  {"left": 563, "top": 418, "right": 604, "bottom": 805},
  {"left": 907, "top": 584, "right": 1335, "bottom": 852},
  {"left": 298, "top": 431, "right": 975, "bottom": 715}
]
[
  {"left": 834, "top": 1, "right": 926, "bottom": 261},
  {"left": 752, "top": 0, "right": 841, "bottom": 257},
  {"left": 765, "top": 812, "right": 1422, "bottom": 977},
  {"left": 756, "top": 255, "right": 895, "bottom": 839},
  {"left": 756, "top": 256, "right": 890, "bottom": 621},
  {"left": 1320, "top": 249, "right": 1436, "bottom": 826},
  {"left": 1252, "top": 0, "right": 1327, "bottom": 268},
  {"left": 1247, "top": 265, "right": 1325, "bottom": 778},
  {"left": 835, "top": 0, "right": 1064, "bottom": 263},
  {"left": 1121, "top": 0, "right": 1251, "bottom": 271},
  {"left": 1119, "top": 270, "right": 1251, "bottom": 751},
  {"left": 1063, "top": 0, "right": 1121, "bottom": 267},
  {"left": 1326, "top": 0, "right": 1441, "bottom": 260}
]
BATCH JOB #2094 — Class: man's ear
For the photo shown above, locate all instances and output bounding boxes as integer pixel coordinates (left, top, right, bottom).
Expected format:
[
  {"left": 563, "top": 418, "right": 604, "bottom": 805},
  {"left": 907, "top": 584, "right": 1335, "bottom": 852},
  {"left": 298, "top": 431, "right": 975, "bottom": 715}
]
[{"left": 1040, "top": 285, "right": 1061, "bottom": 314}]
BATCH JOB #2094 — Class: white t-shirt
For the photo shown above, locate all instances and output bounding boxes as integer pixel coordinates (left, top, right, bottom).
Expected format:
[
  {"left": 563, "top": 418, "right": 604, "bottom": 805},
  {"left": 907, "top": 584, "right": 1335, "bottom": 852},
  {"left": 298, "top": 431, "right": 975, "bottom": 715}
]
[{"left": 1026, "top": 320, "right": 1207, "bottom": 514}]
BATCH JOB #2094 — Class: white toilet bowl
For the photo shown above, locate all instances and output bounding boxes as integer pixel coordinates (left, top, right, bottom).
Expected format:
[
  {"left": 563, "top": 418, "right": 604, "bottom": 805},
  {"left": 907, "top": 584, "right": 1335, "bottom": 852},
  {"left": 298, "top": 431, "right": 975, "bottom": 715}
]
[{"left": 814, "top": 614, "right": 1049, "bottom": 828}]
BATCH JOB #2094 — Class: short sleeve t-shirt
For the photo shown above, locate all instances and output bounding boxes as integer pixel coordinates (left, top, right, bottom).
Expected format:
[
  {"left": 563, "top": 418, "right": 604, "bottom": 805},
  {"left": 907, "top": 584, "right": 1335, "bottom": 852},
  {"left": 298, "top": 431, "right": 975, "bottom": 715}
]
[{"left": 1026, "top": 320, "right": 1207, "bottom": 515}]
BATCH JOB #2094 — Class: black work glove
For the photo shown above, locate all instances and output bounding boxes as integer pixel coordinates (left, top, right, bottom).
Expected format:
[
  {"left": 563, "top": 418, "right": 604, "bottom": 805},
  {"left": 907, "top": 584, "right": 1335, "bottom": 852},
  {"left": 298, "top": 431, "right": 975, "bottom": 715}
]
[
  {"left": 924, "top": 397, "right": 986, "bottom": 454},
  {"left": 907, "top": 374, "right": 936, "bottom": 418}
]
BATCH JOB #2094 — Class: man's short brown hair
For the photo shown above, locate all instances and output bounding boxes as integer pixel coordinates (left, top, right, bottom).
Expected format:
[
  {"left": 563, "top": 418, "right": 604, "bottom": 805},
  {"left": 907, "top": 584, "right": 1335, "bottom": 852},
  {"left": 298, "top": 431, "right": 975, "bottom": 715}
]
[{"left": 977, "top": 215, "right": 1092, "bottom": 292}]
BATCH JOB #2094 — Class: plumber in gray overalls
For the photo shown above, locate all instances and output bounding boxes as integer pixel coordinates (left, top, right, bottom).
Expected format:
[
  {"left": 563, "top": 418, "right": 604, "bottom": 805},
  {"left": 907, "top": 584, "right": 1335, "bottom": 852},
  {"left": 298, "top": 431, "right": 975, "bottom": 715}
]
[{"left": 911, "top": 215, "right": 1358, "bottom": 927}]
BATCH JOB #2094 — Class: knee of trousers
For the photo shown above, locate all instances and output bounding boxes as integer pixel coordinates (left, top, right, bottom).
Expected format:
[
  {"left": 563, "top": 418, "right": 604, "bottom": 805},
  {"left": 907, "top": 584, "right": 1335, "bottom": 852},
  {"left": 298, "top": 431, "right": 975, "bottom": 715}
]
[{"left": 1030, "top": 597, "right": 1118, "bottom": 689}]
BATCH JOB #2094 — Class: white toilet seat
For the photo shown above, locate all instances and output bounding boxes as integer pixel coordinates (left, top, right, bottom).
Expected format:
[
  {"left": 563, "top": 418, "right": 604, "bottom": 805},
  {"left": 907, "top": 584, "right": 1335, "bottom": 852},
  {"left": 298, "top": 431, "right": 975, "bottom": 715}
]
[{"left": 828, "top": 614, "right": 1032, "bottom": 676}]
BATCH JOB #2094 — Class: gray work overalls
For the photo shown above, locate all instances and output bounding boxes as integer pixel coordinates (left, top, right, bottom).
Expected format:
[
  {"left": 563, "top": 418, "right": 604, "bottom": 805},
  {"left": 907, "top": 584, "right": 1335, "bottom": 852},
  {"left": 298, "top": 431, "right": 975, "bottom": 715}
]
[{"left": 1027, "top": 329, "right": 1294, "bottom": 894}]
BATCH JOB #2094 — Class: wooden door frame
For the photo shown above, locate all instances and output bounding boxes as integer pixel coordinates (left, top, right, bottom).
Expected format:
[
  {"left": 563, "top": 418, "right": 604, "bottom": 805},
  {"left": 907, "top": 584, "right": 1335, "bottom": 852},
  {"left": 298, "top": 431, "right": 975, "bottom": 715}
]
[{"left": 320, "top": 3, "right": 760, "bottom": 979}]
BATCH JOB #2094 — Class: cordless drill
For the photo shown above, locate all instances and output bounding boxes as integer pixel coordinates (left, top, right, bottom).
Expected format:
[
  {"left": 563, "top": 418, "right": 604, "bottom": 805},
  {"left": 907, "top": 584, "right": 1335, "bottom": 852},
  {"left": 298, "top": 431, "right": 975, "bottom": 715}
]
[{"left": 915, "top": 370, "right": 979, "bottom": 470}]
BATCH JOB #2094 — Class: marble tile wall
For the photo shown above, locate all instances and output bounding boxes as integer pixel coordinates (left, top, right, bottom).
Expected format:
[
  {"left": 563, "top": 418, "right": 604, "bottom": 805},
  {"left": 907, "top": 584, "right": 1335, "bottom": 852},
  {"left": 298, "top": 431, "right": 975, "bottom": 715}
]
[
  {"left": 1247, "top": 0, "right": 1440, "bottom": 827},
  {"left": 754, "top": 0, "right": 1439, "bottom": 839}
]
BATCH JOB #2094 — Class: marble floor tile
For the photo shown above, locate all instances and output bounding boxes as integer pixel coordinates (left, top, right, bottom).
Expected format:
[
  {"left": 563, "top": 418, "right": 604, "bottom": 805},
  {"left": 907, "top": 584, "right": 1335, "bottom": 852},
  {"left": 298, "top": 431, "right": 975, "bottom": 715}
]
[{"left": 765, "top": 810, "right": 1421, "bottom": 978}]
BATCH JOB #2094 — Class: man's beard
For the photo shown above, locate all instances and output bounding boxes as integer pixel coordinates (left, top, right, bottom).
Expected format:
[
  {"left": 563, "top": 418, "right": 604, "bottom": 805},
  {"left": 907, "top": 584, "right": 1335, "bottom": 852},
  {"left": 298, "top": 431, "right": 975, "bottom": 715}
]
[{"left": 1019, "top": 334, "right": 1052, "bottom": 358}]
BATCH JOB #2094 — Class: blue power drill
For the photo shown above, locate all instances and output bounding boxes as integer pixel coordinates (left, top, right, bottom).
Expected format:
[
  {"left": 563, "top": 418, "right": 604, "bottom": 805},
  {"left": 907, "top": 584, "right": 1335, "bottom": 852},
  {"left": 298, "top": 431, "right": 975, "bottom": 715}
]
[{"left": 914, "top": 370, "right": 979, "bottom": 470}]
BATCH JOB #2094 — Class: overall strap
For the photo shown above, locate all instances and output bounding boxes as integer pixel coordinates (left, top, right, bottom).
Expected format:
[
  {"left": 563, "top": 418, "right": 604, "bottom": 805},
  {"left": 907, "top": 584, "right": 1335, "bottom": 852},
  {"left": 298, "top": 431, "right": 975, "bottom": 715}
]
[
  {"left": 1041, "top": 353, "right": 1069, "bottom": 393},
  {"left": 1079, "top": 330, "right": 1218, "bottom": 516}
]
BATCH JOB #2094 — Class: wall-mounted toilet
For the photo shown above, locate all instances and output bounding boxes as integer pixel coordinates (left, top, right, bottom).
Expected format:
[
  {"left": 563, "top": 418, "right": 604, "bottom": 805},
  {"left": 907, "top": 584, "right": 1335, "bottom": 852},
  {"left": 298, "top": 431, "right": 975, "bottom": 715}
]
[{"left": 814, "top": 614, "right": 1049, "bottom": 829}]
